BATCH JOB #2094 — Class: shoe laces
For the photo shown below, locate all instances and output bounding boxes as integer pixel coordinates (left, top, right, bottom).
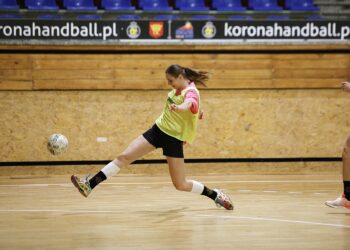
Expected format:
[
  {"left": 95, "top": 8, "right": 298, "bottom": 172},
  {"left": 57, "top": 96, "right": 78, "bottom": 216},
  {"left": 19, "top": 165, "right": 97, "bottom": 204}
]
[
  {"left": 84, "top": 174, "right": 91, "bottom": 183},
  {"left": 80, "top": 175, "right": 91, "bottom": 190},
  {"left": 214, "top": 189, "right": 227, "bottom": 207}
]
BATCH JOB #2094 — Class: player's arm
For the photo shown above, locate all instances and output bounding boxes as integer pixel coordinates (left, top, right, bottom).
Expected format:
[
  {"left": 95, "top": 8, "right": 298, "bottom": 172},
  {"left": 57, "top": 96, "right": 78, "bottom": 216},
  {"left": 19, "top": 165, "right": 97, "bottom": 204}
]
[
  {"left": 170, "top": 101, "right": 204, "bottom": 120},
  {"left": 170, "top": 90, "right": 199, "bottom": 113},
  {"left": 342, "top": 81, "right": 350, "bottom": 92},
  {"left": 170, "top": 100, "right": 192, "bottom": 111}
]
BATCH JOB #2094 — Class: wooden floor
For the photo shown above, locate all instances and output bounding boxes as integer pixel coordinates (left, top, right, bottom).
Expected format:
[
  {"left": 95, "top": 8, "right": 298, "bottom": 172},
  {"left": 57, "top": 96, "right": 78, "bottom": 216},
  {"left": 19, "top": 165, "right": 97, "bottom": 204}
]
[{"left": 0, "top": 173, "right": 349, "bottom": 250}]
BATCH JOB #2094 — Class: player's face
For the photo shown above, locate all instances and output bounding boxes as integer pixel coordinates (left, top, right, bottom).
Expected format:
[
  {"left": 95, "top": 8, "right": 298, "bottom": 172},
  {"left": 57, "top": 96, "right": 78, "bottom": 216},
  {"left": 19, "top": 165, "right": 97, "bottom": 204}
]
[{"left": 166, "top": 73, "right": 183, "bottom": 89}]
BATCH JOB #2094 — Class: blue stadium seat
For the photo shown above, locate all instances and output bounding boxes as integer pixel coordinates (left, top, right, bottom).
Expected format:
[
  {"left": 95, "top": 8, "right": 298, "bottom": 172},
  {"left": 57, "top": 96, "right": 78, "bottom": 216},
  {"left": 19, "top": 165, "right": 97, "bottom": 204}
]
[
  {"left": 26, "top": 0, "right": 58, "bottom": 10},
  {"left": 153, "top": 14, "right": 179, "bottom": 20},
  {"left": 190, "top": 15, "right": 215, "bottom": 20},
  {"left": 64, "top": 0, "right": 97, "bottom": 10},
  {"left": 0, "top": 14, "right": 21, "bottom": 18},
  {"left": 117, "top": 14, "right": 141, "bottom": 20},
  {"left": 77, "top": 14, "right": 101, "bottom": 19},
  {"left": 212, "top": 0, "right": 246, "bottom": 11},
  {"left": 267, "top": 15, "right": 289, "bottom": 20},
  {"left": 0, "top": 0, "right": 19, "bottom": 10},
  {"left": 228, "top": 15, "right": 253, "bottom": 20},
  {"left": 286, "top": 0, "right": 319, "bottom": 11},
  {"left": 101, "top": 0, "right": 135, "bottom": 11},
  {"left": 37, "top": 14, "right": 63, "bottom": 19},
  {"left": 176, "top": 0, "right": 209, "bottom": 11},
  {"left": 249, "top": 0, "right": 282, "bottom": 11},
  {"left": 139, "top": 0, "right": 172, "bottom": 11}
]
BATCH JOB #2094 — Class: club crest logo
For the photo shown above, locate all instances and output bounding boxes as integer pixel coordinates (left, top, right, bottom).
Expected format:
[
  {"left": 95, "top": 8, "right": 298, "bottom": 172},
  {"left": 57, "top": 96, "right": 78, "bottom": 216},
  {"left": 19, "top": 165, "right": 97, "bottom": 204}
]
[
  {"left": 126, "top": 22, "right": 141, "bottom": 39},
  {"left": 202, "top": 21, "right": 216, "bottom": 39},
  {"left": 149, "top": 22, "right": 164, "bottom": 39}
]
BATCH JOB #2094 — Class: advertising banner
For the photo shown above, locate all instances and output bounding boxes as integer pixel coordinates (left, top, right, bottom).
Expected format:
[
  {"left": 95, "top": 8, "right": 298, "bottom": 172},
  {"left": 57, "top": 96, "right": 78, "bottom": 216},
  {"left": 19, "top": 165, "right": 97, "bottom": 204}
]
[{"left": 0, "top": 20, "right": 348, "bottom": 41}]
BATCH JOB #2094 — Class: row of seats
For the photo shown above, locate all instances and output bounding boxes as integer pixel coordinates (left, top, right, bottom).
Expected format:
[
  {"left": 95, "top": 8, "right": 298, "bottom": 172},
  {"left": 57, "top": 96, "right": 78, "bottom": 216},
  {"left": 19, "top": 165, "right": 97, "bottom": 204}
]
[
  {"left": 0, "top": 13, "right": 325, "bottom": 20},
  {"left": 0, "top": 0, "right": 320, "bottom": 12}
]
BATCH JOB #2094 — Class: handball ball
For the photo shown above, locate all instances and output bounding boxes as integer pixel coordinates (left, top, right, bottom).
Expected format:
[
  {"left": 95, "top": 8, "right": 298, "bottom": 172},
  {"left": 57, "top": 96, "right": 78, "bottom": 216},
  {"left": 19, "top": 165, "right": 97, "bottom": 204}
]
[{"left": 47, "top": 134, "right": 68, "bottom": 155}]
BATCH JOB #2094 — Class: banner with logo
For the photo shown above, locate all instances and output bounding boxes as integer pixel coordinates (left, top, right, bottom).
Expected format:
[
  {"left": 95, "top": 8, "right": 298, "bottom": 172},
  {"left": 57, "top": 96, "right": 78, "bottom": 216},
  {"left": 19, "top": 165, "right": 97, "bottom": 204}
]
[
  {"left": 0, "top": 20, "right": 170, "bottom": 40},
  {"left": 172, "top": 20, "right": 350, "bottom": 40},
  {"left": 0, "top": 20, "right": 348, "bottom": 41}
]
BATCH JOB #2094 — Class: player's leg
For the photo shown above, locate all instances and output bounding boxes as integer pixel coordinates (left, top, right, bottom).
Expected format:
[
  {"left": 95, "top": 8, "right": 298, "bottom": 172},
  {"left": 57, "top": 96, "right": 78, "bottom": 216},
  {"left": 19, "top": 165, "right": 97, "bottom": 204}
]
[
  {"left": 325, "top": 135, "right": 350, "bottom": 209},
  {"left": 71, "top": 135, "right": 156, "bottom": 197},
  {"left": 166, "top": 156, "right": 233, "bottom": 210},
  {"left": 343, "top": 135, "right": 350, "bottom": 183}
]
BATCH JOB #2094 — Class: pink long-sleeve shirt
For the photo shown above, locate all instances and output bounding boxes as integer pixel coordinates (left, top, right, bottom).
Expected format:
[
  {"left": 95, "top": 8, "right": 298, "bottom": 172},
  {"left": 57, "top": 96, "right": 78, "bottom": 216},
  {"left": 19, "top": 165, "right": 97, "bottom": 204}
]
[{"left": 175, "top": 82, "right": 199, "bottom": 114}]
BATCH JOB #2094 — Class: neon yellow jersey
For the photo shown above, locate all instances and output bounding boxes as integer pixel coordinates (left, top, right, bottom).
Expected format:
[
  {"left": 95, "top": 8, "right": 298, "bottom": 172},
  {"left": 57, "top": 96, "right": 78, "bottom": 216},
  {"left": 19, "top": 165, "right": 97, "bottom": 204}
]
[{"left": 155, "top": 85, "right": 200, "bottom": 144}]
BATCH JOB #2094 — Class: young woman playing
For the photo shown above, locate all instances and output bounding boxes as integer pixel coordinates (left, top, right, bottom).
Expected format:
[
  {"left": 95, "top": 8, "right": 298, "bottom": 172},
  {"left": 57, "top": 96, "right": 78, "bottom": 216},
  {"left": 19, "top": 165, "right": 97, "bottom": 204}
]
[
  {"left": 325, "top": 81, "right": 350, "bottom": 209},
  {"left": 71, "top": 64, "right": 234, "bottom": 210}
]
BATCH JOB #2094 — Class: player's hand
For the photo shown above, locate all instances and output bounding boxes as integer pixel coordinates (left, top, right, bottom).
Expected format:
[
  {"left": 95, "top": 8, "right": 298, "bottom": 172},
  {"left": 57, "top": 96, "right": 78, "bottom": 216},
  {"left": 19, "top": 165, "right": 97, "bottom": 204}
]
[
  {"left": 342, "top": 81, "right": 350, "bottom": 91},
  {"left": 170, "top": 103, "right": 178, "bottom": 111},
  {"left": 199, "top": 110, "right": 204, "bottom": 120}
]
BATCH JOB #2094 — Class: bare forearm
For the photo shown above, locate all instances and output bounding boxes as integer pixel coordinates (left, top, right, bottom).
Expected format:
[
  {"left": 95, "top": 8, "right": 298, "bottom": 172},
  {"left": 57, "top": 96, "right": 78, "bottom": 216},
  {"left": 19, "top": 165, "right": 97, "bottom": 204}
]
[{"left": 170, "top": 100, "right": 192, "bottom": 111}]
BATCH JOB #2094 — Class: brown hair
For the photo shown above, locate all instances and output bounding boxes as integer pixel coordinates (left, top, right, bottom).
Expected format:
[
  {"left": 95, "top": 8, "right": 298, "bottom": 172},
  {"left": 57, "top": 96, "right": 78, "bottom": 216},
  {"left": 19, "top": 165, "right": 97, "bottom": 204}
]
[{"left": 166, "top": 64, "right": 209, "bottom": 87}]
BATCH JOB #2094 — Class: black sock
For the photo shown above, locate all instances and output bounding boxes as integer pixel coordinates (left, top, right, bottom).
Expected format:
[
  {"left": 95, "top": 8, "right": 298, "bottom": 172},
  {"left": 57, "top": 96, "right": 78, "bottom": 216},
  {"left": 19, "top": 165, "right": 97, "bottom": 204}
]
[
  {"left": 201, "top": 186, "right": 218, "bottom": 201},
  {"left": 344, "top": 181, "right": 350, "bottom": 200},
  {"left": 89, "top": 171, "right": 107, "bottom": 190}
]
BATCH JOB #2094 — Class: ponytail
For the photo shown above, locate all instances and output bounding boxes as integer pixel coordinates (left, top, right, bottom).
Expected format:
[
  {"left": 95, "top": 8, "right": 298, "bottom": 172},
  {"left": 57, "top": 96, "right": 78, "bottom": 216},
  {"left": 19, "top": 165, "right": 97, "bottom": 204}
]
[
  {"left": 166, "top": 64, "right": 209, "bottom": 87},
  {"left": 183, "top": 67, "right": 209, "bottom": 87}
]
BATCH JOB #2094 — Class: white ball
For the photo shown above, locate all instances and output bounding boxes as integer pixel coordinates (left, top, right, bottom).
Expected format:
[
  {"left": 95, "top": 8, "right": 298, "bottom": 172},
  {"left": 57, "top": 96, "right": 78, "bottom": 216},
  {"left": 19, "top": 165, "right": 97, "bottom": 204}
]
[{"left": 47, "top": 134, "right": 68, "bottom": 155}]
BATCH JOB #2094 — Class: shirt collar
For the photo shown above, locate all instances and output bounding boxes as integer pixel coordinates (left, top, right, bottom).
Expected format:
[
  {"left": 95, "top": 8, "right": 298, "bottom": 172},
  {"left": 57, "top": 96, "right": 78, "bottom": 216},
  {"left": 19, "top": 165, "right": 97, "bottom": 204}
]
[{"left": 175, "top": 82, "right": 194, "bottom": 96}]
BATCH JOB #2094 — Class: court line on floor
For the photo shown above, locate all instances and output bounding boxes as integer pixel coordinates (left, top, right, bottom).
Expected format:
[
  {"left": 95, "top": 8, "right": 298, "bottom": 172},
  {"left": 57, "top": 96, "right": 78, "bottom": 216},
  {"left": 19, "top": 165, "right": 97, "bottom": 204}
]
[
  {"left": 107, "top": 180, "right": 340, "bottom": 184},
  {"left": 196, "top": 214, "right": 350, "bottom": 228},
  {"left": 0, "top": 209, "right": 348, "bottom": 229},
  {"left": 0, "top": 179, "right": 341, "bottom": 187},
  {"left": 0, "top": 209, "right": 117, "bottom": 213}
]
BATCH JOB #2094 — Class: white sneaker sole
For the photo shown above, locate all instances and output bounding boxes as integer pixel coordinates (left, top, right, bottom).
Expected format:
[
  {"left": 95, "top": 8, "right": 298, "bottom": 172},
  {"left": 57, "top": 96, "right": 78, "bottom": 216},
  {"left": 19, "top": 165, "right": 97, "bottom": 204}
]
[{"left": 325, "top": 202, "right": 349, "bottom": 210}]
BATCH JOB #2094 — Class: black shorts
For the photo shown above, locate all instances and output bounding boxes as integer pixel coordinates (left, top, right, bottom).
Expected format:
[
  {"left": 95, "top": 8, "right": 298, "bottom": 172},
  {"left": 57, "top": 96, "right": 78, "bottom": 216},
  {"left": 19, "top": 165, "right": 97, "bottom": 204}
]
[{"left": 143, "top": 124, "right": 184, "bottom": 158}]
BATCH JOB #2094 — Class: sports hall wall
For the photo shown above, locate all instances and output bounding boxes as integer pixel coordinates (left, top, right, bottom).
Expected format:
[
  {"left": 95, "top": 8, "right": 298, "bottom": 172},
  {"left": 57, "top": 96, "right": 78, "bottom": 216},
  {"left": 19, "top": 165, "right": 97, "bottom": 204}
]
[{"left": 0, "top": 44, "right": 349, "bottom": 163}]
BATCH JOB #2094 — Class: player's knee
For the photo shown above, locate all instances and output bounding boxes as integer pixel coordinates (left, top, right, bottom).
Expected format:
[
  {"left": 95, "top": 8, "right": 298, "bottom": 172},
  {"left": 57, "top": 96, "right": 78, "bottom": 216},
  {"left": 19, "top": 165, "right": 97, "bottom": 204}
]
[
  {"left": 116, "top": 153, "right": 132, "bottom": 166},
  {"left": 345, "top": 135, "right": 350, "bottom": 146},
  {"left": 173, "top": 181, "right": 190, "bottom": 192},
  {"left": 344, "top": 136, "right": 350, "bottom": 154}
]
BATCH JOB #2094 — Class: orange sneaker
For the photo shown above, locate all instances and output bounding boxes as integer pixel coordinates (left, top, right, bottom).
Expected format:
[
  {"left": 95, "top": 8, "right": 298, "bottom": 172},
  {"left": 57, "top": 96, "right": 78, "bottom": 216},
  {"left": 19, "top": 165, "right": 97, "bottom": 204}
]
[{"left": 325, "top": 194, "right": 350, "bottom": 209}]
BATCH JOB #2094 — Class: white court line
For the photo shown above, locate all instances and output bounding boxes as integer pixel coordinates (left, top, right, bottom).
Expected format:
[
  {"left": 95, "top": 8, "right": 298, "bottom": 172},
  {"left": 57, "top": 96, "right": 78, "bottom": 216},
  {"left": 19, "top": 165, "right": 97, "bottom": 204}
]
[
  {"left": 7, "top": 184, "right": 50, "bottom": 187},
  {"left": 106, "top": 180, "right": 340, "bottom": 184},
  {"left": 0, "top": 184, "right": 63, "bottom": 187},
  {"left": 288, "top": 192, "right": 303, "bottom": 194},
  {"left": 196, "top": 214, "right": 350, "bottom": 229},
  {"left": 262, "top": 191, "right": 278, "bottom": 193},
  {"left": 0, "top": 179, "right": 340, "bottom": 187},
  {"left": 0, "top": 209, "right": 116, "bottom": 213},
  {"left": 2, "top": 209, "right": 348, "bottom": 229},
  {"left": 238, "top": 190, "right": 252, "bottom": 192}
]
